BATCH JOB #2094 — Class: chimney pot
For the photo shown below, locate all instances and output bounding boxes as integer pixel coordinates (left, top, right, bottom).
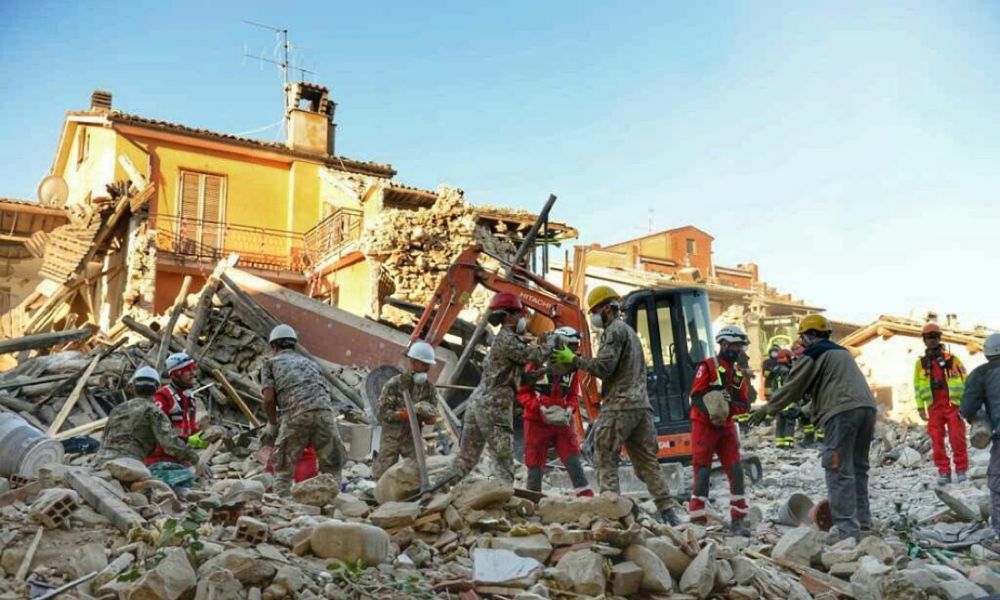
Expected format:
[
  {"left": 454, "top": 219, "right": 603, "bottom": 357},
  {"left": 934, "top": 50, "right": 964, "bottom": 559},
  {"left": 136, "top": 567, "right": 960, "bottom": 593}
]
[{"left": 90, "top": 90, "right": 112, "bottom": 111}]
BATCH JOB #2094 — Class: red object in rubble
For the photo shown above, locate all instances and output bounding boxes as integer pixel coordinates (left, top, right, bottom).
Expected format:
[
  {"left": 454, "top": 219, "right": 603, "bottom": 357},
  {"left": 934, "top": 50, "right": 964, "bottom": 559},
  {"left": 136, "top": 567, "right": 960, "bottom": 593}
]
[{"left": 265, "top": 446, "right": 318, "bottom": 483}]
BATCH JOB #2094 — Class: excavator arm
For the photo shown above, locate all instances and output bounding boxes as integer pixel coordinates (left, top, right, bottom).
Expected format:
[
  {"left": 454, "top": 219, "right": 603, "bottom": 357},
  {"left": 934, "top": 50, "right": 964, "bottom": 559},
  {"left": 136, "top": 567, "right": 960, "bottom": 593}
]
[{"left": 410, "top": 246, "right": 602, "bottom": 432}]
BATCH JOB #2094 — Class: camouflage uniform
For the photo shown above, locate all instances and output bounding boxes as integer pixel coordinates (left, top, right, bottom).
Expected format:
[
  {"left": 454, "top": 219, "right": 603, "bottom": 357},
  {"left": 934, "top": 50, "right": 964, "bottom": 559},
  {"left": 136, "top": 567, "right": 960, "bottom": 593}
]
[
  {"left": 450, "top": 327, "right": 552, "bottom": 485},
  {"left": 97, "top": 397, "right": 200, "bottom": 466},
  {"left": 261, "top": 349, "right": 346, "bottom": 494},
  {"left": 373, "top": 371, "right": 439, "bottom": 479},
  {"left": 576, "top": 317, "right": 677, "bottom": 511}
]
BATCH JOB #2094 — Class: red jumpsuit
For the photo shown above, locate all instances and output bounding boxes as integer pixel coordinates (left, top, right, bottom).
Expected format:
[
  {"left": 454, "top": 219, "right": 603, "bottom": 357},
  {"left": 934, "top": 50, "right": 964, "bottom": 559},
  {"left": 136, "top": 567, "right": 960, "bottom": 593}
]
[
  {"left": 517, "top": 366, "right": 582, "bottom": 468},
  {"left": 927, "top": 360, "right": 969, "bottom": 476},
  {"left": 689, "top": 357, "right": 751, "bottom": 523},
  {"left": 146, "top": 383, "right": 200, "bottom": 466}
]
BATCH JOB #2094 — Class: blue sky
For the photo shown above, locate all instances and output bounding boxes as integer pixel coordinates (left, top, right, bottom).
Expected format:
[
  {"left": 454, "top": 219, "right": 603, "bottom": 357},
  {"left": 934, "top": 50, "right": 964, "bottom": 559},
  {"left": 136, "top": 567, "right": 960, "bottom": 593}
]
[{"left": 2, "top": 1, "right": 998, "bottom": 327}]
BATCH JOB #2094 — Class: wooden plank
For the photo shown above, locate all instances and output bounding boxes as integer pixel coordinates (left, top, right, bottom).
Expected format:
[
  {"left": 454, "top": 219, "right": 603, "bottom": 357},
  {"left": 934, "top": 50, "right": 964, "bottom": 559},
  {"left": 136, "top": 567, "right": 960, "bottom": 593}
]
[
  {"left": 53, "top": 417, "right": 108, "bottom": 441},
  {"left": 47, "top": 355, "right": 101, "bottom": 435},
  {"left": 15, "top": 527, "right": 43, "bottom": 581},
  {"left": 212, "top": 369, "right": 261, "bottom": 428},
  {"left": 184, "top": 255, "right": 238, "bottom": 355},
  {"left": 155, "top": 275, "right": 192, "bottom": 371},
  {"left": 745, "top": 550, "right": 853, "bottom": 598},
  {"left": 0, "top": 327, "right": 94, "bottom": 355}
]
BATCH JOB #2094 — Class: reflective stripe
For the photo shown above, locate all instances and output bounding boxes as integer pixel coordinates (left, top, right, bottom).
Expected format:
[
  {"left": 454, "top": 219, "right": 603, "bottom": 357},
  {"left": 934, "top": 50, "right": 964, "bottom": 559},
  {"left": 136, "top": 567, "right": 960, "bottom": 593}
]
[
  {"left": 690, "top": 496, "right": 709, "bottom": 502},
  {"left": 688, "top": 509, "right": 707, "bottom": 519}
]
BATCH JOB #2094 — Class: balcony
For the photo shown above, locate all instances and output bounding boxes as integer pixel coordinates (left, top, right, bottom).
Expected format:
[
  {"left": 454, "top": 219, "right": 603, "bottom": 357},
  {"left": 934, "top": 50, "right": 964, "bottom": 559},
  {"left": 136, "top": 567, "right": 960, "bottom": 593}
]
[
  {"left": 303, "top": 207, "right": 363, "bottom": 266},
  {"left": 152, "top": 214, "right": 308, "bottom": 273}
]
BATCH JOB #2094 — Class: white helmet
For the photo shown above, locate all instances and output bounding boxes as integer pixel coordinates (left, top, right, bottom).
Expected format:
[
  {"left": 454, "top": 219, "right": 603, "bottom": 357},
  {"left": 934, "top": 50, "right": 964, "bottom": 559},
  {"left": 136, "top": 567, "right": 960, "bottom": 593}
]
[
  {"left": 716, "top": 325, "right": 748, "bottom": 345},
  {"left": 269, "top": 324, "right": 298, "bottom": 344},
  {"left": 554, "top": 326, "right": 582, "bottom": 345},
  {"left": 131, "top": 365, "right": 161, "bottom": 386},
  {"left": 164, "top": 352, "right": 196, "bottom": 375},
  {"left": 985, "top": 333, "right": 1000, "bottom": 358},
  {"left": 407, "top": 341, "right": 436, "bottom": 365}
]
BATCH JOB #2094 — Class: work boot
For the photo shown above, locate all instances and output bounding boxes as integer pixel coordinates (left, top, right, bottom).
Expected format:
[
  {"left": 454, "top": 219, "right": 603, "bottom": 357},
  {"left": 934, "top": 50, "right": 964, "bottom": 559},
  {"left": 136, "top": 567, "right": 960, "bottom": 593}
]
[
  {"left": 956, "top": 472, "right": 968, "bottom": 483},
  {"left": 937, "top": 473, "right": 952, "bottom": 486},
  {"left": 658, "top": 507, "right": 681, "bottom": 527},
  {"left": 730, "top": 518, "right": 751, "bottom": 538}
]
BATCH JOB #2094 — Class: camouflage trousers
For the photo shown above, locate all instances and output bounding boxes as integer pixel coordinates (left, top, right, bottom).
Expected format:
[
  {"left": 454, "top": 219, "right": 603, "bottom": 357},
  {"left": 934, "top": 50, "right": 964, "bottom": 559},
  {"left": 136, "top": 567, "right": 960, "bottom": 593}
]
[
  {"left": 373, "top": 425, "right": 416, "bottom": 480},
  {"left": 273, "top": 408, "right": 346, "bottom": 495},
  {"left": 451, "top": 393, "right": 515, "bottom": 485},
  {"left": 593, "top": 408, "right": 676, "bottom": 511}
]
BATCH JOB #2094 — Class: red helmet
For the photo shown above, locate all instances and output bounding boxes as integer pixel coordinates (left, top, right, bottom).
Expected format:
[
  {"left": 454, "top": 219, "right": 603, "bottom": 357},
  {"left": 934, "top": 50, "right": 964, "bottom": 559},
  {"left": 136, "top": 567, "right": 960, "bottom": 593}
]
[
  {"left": 489, "top": 292, "right": 523, "bottom": 313},
  {"left": 776, "top": 349, "right": 793, "bottom": 364}
]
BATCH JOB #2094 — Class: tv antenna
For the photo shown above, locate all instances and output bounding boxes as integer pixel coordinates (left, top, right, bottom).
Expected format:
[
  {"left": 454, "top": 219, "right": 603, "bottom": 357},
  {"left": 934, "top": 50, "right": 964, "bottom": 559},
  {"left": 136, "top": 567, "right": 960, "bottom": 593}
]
[
  {"left": 634, "top": 207, "right": 655, "bottom": 234},
  {"left": 243, "top": 21, "right": 315, "bottom": 83}
]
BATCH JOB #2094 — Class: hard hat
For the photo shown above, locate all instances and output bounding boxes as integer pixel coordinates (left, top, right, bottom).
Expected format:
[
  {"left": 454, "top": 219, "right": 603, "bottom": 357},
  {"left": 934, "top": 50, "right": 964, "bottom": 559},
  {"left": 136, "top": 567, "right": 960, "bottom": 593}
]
[
  {"left": 554, "top": 326, "right": 582, "bottom": 345},
  {"left": 715, "top": 325, "right": 748, "bottom": 345},
  {"left": 984, "top": 333, "right": 1000, "bottom": 358},
  {"left": 798, "top": 314, "right": 832, "bottom": 335},
  {"left": 131, "top": 365, "right": 161, "bottom": 386},
  {"left": 164, "top": 352, "right": 196, "bottom": 376},
  {"left": 921, "top": 322, "right": 942, "bottom": 336},
  {"left": 269, "top": 324, "right": 298, "bottom": 344},
  {"left": 777, "top": 349, "right": 793, "bottom": 364},
  {"left": 586, "top": 286, "right": 621, "bottom": 312},
  {"left": 406, "top": 341, "right": 437, "bottom": 365},
  {"left": 488, "top": 292, "right": 523, "bottom": 313}
]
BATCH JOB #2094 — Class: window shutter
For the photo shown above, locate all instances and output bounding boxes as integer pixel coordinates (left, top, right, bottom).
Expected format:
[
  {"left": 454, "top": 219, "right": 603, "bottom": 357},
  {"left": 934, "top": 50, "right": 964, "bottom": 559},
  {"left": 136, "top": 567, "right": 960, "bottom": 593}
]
[
  {"left": 202, "top": 174, "right": 224, "bottom": 250},
  {"left": 179, "top": 172, "right": 201, "bottom": 221}
]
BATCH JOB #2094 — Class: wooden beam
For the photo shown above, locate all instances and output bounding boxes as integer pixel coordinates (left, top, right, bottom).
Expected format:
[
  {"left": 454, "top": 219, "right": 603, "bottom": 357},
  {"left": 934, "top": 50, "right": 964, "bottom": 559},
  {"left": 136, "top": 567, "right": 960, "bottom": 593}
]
[
  {"left": 48, "top": 355, "right": 101, "bottom": 435},
  {"left": 54, "top": 417, "right": 108, "bottom": 441},
  {"left": 15, "top": 527, "right": 43, "bottom": 582},
  {"left": 184, "top": 255, "right": 238, "bottom": 355},
  {"left": 212, "top": 368, "right": 261, "bottom": 428},
  {"left": 155, "top": 275, "right": 192, "bottom": 371},
  {"left": 0, "top": 328, "right": 95, "bottom": 355}
]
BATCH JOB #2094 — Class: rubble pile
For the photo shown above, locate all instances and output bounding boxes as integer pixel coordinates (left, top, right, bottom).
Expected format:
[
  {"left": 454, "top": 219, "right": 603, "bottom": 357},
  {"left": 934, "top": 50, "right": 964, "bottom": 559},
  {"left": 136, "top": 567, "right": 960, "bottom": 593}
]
[{"left": 362, "top": 185, "right": 515, "bottom": 318}]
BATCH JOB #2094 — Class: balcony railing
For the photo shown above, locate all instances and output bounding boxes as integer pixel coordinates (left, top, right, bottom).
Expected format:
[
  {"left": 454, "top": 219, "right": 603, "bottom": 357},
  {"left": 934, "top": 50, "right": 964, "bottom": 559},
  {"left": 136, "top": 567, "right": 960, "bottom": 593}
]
[
  {"left": 303, "top": 207, "right": 363, "bottom": 265},
  {"left": 152, "top": 214, "right": 308, "bottom": 273}
]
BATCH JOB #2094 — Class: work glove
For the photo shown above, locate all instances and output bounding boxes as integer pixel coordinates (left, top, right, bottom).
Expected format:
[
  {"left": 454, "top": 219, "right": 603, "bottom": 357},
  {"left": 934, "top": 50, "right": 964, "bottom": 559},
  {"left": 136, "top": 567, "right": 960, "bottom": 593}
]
[
  {"left": 194, "top": 458, "right": 212, "bottom": 480},
  {"left": 396, "top": 409, "right": 410, "bottom": 424},
  {"left": 186, "top": 431, "right": 208, "bottom": 449},
  {"left": 747, "top": 409, "right": 770, "bottom": 427},
  {"left": 551, "top": 346, "right": 577, "bottom": 366},
  {"left": 918, "top": 408, "right": 928, "bottom": 422},
  {"left": 261, "top": 423, "right": 279, "bottom": 446}
]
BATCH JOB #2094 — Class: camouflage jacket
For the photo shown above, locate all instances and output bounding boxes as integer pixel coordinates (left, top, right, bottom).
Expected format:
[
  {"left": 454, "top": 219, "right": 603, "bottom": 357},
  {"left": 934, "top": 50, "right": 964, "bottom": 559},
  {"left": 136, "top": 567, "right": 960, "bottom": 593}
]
[
  {"left": 479, "top": 327, "right": 553, "bottom": 405},
  {"left": 260, "top": 350, "right": 331, "bottom": 420},
  {"left": 378, "top": 371, "right": 438, "bottom": 427},
  {"left": 577, "top": 317, "right": 651, "bottom": 412},
  {"left": 98, "top": 397, "right": 199, "bottom": 465}
]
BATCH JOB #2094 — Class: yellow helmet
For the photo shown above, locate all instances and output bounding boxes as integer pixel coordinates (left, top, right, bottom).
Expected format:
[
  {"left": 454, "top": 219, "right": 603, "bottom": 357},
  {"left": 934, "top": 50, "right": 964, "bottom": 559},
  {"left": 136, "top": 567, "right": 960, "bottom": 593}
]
[
  {"left": 586, "top": 285, "right": 621, "bottom": 312},
  {"left": 798, "top": 314, "right": 832, "bottom": 334}
]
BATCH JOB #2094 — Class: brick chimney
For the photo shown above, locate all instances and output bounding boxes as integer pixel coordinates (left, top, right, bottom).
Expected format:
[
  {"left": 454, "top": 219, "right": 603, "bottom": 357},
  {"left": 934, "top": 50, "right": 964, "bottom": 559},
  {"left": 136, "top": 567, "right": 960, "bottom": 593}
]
[
  {"left": 284, "top": 82, "right": 336, "bottom": 156},
  {"left": 90, "top": 90, "right": 112, "bottom": 111}
]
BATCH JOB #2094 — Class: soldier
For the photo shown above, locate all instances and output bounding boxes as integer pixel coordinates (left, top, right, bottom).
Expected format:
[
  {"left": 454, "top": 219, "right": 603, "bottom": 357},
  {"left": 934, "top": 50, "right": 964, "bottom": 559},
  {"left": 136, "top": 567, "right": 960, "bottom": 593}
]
[
  {"left": 552, "top": 285, "right": 681, "bottom": 526},
  {"left": 373, "top": 341, "right": 440, "bottom": 480},
  {"left": 97, "top": 366, "right": 209, "bottom": 478},
  {"left": 437, "top": 292, "right": 554, "bottom": 487},
  {"left": 261, "top": 324, "right": 346, "bottom": 495}
]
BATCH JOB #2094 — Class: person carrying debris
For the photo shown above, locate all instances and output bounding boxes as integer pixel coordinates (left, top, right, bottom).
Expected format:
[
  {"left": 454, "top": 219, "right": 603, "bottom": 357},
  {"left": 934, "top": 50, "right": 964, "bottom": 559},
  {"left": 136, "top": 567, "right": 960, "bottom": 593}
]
[
  {"left": 97, "top": 366, "right": 210, "bottom": 479},
  {"left": 959, "top": 333, "right": 1000, "bottom": 547},
  {"left": 261, "top": 324, "right": 346, "bottom": 495},
  {"left": 372, "top": 341, "right": 440, "bottom": 480},
  {"left": 146, "top": 351, "right": 204, "bottom": 466},
  {"left": 914, "top": 322, "right": 969, "bottom": 485},
  {"left": 551, "top": 285, "right": 681, "bottom": 526},
  {"left": 770, "top": 349, "right": 798, "bottom": 449},
  {"left": 517, "top": 326, "right": 592, "bottom": 496},
  {"left": 750, "top": 314, "right": 877, "bottom": 542},
  {"left": 688, "top": 324, "right": 754, "bottom": 536},
  {"left": 436, "top": 293, "right": 555, "bottom": 488}
]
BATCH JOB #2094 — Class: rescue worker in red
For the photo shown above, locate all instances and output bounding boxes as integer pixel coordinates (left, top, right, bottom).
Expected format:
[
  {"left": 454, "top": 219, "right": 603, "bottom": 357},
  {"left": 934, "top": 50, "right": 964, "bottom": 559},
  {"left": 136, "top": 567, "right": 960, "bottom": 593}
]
[
  {"left": 914, "top": 322, "right": 968, "bottom": 485},
  {"left": 146, "top": 351, "right": 202, "bottom": 466},
  {"left": 689, "top": 324, "right": 754, "bottom": 536},
  {"left": 517, "top": 326, "right": 592, "bottom": 496}
]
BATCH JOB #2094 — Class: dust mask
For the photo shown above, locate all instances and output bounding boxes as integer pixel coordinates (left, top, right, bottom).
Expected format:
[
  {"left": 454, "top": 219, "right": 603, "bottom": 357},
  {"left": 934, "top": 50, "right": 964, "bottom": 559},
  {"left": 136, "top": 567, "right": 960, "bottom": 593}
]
[
  {"left": 516, "top": 317, "right": 528, "bottom": 334},
  {"left": 590, "top": 312, "right": 605, "bottom": 330},
  {"left": 413, "top": 372, "right": 429, "bottom": 385}
]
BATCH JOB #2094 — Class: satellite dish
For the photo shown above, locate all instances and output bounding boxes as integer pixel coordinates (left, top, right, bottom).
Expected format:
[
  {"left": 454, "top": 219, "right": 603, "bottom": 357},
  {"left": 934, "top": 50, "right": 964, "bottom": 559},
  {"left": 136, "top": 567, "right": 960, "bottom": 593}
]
[{"left": 37, "top": 175, "right": 69, "bottom": 207}]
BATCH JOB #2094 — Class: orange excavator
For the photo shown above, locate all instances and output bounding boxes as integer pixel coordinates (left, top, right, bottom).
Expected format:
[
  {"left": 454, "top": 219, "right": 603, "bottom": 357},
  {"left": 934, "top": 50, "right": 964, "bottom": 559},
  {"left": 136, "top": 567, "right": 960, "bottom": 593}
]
[{"left": 408, "top": 244, "right": 723, "bottom": 465}]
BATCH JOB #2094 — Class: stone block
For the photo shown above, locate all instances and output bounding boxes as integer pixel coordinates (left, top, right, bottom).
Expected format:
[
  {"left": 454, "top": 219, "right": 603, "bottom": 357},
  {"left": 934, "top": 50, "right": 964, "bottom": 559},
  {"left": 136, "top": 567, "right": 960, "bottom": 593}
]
[
  {"left": 611, "top": 561, "right": 644, "bottom": 596},
  {"left": 28, "top": 488, "right": 80, "bottom": 529},
  {"left": 310, "top": 521, "right": 391, "bottom": 565}
]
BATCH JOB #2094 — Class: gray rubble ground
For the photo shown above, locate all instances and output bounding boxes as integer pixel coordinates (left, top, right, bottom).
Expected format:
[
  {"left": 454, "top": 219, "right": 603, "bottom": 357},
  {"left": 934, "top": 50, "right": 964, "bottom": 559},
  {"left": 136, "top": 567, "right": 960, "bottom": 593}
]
[{"left": 2, "top": 414, "right": 1000, "bottom": 600}]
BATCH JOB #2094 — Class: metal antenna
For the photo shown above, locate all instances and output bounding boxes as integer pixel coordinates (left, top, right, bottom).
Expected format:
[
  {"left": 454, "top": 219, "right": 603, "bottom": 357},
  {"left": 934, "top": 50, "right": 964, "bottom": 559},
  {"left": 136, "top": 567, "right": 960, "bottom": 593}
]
[{"left": 243, "top": 21, "right": 315, "bottom": 84}]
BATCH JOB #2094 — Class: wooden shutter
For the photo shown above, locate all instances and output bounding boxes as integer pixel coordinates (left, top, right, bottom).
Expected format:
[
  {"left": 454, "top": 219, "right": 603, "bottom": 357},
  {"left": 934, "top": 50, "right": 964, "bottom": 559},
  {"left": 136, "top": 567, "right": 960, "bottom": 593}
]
[
  {"left": 201, "top": 174, "right": 224, "bottom": 251},
  {"left": 178, "top": 171, "right": 201, "bottom": 252}
]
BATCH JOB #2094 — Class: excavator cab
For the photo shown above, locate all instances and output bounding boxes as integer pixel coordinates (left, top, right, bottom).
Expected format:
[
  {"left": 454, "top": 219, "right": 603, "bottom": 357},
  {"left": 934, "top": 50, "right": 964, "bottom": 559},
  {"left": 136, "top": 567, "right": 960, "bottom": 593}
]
[{"left": 621, "top": 287, "right": 714, "bottom": 462}]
